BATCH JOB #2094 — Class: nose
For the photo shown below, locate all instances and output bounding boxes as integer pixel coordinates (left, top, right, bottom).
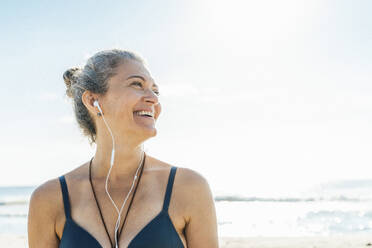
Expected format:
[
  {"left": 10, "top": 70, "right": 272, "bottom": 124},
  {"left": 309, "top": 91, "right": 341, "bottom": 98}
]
[{"left": 143, "top": 89, "right": 159, "bottom": 104}]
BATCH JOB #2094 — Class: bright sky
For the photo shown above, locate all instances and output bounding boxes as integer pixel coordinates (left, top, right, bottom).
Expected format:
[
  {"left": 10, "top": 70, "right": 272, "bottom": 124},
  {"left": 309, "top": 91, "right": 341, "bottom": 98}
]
[{"left": 1, "top": 0, "right": 371, "bottom": 198}]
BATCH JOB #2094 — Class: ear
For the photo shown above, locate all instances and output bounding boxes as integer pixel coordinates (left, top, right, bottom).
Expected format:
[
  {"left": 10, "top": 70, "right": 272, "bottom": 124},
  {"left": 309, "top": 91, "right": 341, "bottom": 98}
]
[{"left": 81, "top": 91, "right": 100, "bottom": 116}]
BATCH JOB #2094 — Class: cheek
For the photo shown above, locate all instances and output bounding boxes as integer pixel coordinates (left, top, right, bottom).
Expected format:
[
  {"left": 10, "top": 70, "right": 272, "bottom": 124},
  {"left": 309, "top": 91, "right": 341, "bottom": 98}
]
[
  {"left": 112, "top": 98, "right": 132, "bottom": 119},
  {"left": 155, "top": 104, "right": 162, "bottom": 119}
]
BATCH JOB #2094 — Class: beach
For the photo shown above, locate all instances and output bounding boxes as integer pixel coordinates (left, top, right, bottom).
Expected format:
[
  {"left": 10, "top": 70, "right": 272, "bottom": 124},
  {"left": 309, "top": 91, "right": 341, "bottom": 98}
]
[
  {"left": 4, "top": 233, "right": 372, "bottom": 247},
  {"left": 219, "top": 233, "right": 372, "bottom": 247}
]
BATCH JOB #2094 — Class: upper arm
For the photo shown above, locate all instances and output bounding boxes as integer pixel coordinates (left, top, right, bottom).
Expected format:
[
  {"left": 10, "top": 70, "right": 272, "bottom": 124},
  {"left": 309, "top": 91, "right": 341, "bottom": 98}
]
[
  {"left": 28, "top": 178, "right": 61, "bottom": 248},
  {"left": 178, "top": 168, "right": 219, "bottom": 248}
]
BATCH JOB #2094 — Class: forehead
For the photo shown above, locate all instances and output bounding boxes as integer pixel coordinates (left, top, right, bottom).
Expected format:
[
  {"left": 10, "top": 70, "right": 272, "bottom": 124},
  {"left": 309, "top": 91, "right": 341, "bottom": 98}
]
[{"left": 115, "top": 59, "right": 155, "bottom": 83}]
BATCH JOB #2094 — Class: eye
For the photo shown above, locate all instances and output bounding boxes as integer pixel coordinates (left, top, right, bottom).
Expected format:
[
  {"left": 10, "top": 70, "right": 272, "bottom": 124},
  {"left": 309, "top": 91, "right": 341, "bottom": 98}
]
[
  {"left": 131, "top": 81, "right": 160, "bottom": 96},
  {"left": 131, "top": 81, "right": 143, "bottom": 87}
]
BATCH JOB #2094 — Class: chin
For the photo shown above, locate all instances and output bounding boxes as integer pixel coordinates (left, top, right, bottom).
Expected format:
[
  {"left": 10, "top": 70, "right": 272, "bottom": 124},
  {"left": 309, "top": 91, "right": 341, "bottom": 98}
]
[
  {"left": 148, "top": 127, "right": 157, "bottom": 137},
  {"left": 140, "top": 126, "right": 157, "bottom": 138}
]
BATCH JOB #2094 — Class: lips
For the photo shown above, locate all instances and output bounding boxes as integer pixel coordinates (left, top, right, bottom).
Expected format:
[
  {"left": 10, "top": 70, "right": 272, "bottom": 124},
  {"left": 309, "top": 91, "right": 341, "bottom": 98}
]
[
  {"left": 134, "top": 114, "right": 153, "bottom": 118},
  {"left": 133, "top": 110, "right": 154, "bottom": 117},
  {"left": 133, "top": 112, "right": 155, "bottom": 120}
]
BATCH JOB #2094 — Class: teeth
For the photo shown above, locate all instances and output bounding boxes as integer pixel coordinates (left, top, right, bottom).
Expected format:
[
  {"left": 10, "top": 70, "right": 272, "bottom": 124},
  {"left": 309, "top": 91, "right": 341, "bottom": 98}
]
[{"left": 134, "top": 110, "right": 154, "bottom": 117}]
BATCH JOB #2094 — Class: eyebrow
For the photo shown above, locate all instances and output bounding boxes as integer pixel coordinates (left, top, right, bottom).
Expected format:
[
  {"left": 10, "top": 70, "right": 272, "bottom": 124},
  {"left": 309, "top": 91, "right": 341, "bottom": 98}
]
[{"left": 126, "top": 75, "right": 159, "bottom": 88}]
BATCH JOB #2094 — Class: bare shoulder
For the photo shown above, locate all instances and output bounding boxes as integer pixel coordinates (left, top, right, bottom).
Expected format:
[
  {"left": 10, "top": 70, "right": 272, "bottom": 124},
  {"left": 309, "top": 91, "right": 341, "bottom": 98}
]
[
  {"left": 28, "top": 177, "right": 63, "bottom": 247},
  {"left": 171, "top": 165, "right": 215, "bottom": 221},
  {"left": 28, "top": 160, "right": 88, "bottom": 227},
  {"left": 29, "top": 177, "right": 63, "bottom": 221},
  {"left": 174, "top": 166, "right": 219, "bottom": 246},
  {"left": 175, "top": 166, "right": 210, "bottom": 189},
  {"left": 149, "top": 156, "right": 219, "bottom": 246},
  {"left": 30, "top": 177, "right": 62, "bottom": 209},
  {"left": 176, "top": 167, "right": 213, "bottom": 197},
  {"left": 149, "top": 156, "right": 213, "bottom": 202}
]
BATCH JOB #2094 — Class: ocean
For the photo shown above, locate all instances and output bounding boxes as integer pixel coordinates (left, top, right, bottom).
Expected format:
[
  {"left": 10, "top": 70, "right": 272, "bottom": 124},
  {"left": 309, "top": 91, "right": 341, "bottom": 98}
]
[{"left": 1, "top": 179, "right": 372, "bottom": 237}]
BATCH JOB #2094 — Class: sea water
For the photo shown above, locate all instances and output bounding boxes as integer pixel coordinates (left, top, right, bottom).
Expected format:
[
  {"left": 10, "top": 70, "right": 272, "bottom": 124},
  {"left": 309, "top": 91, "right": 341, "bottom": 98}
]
[{"left": 1, "top": 180, "right": 372, "bottom": 237}]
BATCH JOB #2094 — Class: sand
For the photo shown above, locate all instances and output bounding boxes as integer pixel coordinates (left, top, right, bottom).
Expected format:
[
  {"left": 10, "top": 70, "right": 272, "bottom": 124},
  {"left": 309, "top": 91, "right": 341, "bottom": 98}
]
[
  {"left": 3, "top": 233, "right": 372, "bottom": 247},
  {"left": 219, "top": 233, "right": 372, "bottom": 248},
  {"left": 0, "top": 234, "right": 28, "bottom": 248}
]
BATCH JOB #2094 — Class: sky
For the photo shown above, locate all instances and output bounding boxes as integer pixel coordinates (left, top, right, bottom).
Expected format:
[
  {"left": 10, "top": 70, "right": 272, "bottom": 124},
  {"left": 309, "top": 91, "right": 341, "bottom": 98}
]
[{"left": 0, "top": 0, "right": 371, "bottom": 198}]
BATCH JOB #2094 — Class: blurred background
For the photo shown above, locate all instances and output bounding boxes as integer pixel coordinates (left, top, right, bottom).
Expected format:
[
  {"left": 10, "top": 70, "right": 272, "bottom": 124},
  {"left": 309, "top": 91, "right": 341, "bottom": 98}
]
[{"left": 1, "top": 0, "right": 372, "bottom": 241}]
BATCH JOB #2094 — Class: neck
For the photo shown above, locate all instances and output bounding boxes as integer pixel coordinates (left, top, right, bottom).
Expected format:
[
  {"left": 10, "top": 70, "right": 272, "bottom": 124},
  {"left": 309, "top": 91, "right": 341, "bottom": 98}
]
[{"left": 91, "top": 138, "right": 145, "bottom": 182}]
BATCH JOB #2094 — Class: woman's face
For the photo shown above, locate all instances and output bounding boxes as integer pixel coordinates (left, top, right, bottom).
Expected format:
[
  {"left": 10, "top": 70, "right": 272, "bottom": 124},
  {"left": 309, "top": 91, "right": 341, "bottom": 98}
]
[{"left": 98, "top": 59, "right": 161, "bottom": 141}]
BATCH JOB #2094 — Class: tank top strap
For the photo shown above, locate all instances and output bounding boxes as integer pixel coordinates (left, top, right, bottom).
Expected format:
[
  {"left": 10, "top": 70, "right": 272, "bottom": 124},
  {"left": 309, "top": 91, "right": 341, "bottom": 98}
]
[
  {"left": 58, "top": 176, "right": 71, "bottom": 219},
  {"left": 162, "top": 166, "right": 177, "bottom": 213}
]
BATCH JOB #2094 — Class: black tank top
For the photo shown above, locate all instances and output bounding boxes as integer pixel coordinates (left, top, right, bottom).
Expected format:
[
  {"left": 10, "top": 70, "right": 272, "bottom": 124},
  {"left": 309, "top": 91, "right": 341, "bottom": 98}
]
[{"left": 58, "top": 166, "right": 184, "bottom": 248}]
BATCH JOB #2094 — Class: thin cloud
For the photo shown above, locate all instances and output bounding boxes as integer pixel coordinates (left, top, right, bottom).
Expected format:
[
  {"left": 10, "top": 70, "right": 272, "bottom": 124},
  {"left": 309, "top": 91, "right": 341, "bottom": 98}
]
[
  {"left": 38, "top": 91, "right": 62, "bottom": 102},
  {"left": 58, "top": 115, "right": 75, "bottom": 124},
  {"left": 160, "top": 82, "right": 200, "bottom": 97}
]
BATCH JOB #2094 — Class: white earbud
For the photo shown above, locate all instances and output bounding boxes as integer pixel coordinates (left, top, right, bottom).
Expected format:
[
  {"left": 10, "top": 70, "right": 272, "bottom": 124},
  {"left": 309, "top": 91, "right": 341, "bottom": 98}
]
[{"left": 94, "top": 100, "right": 102, "bottom": 112}]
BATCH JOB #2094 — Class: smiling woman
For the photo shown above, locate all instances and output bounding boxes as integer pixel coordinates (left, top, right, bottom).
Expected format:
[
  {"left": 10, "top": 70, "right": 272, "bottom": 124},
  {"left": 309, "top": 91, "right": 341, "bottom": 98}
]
[
  {"left": 62, "top": 50, "right": 150, "bottom": 145},
  {"left": 27, "top": 49, "right": 219, "bottom": 248}
]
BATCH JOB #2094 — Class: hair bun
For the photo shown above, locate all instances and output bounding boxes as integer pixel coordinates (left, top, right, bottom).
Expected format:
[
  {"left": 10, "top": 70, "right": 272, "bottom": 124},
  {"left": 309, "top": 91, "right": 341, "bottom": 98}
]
[
  {"left": 63, "top": 67, "right": 81, "bottom": 97},
  {"left": 63, "top": 67, "right": 80, "bottom": 97},
  {"left": 63, "top": 67, "right": 81, "bottom": 87}
]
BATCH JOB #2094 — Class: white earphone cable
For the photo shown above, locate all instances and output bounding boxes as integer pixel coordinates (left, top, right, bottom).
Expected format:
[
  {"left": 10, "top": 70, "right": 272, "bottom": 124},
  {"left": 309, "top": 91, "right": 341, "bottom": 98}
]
[{"left": 95, "top": 100, "right": 144, "bottom": 248}]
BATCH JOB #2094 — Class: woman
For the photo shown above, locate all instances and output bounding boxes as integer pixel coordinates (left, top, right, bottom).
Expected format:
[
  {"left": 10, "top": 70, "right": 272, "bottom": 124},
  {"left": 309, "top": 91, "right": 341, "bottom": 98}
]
[{"left": 27, "top": 49, "right": 219, "bottom": 247}]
